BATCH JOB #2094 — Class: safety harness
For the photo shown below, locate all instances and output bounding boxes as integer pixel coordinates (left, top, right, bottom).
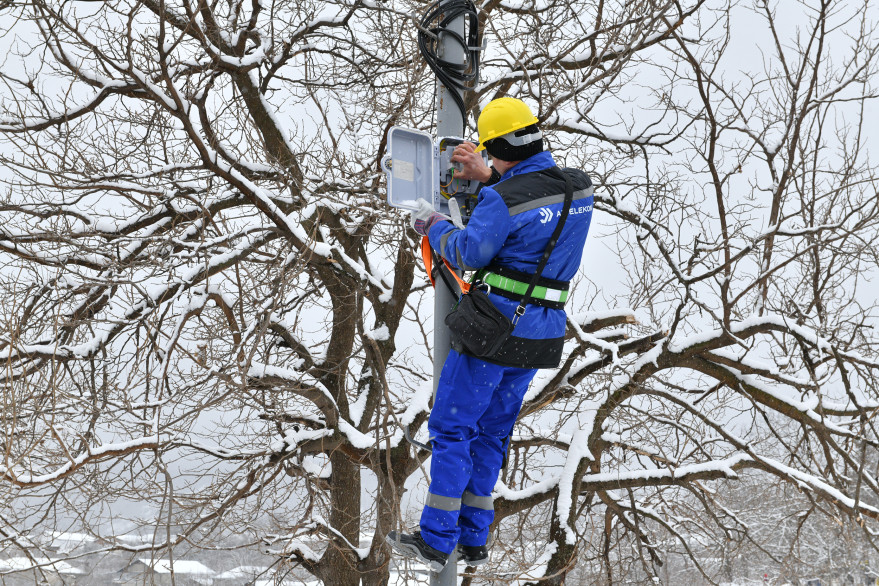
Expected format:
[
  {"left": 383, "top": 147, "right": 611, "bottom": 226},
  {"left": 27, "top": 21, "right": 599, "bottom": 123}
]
[
  {"left": 421, "top": 240, "right": 570, "bottom": 310},
  {"left": 475, "top": 265, "right": 568, "bottom": 309},
  {"left": 422, "top": 236, "right": 470, "bottom": 293}
]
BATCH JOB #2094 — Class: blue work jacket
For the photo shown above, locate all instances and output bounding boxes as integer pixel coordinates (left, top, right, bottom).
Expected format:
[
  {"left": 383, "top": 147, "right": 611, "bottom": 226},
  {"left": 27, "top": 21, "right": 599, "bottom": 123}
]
[{"left": 428, "top": 151, "right": 594, "bottom": 368}]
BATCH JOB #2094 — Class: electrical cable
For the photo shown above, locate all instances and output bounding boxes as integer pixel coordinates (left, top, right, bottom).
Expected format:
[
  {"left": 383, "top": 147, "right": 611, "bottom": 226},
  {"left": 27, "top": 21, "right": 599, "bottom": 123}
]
[
  {"left": 417, "top": 0, "right": 480, "bottom": 121},
  {"left": 440, "top": 172, "right": 463, "bottom": 197}
]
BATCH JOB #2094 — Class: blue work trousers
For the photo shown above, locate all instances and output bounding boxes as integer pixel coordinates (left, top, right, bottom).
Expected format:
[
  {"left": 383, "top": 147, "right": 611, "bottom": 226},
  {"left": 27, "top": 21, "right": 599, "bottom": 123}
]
[{"left": 419, "top": 349, "right": 537, "bottom": 554}]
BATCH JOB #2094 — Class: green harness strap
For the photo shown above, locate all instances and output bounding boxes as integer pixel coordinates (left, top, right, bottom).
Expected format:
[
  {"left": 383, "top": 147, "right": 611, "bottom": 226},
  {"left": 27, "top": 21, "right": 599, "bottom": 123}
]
[{"left": 475, "top": 270, "right": 569, "bottom": 304}]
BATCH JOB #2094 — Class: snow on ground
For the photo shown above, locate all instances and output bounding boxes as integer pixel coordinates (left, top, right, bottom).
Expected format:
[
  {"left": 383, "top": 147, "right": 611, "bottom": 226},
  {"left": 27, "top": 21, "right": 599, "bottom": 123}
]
[
  {"left": 136, "top": 558, "right": 214, "bottom": 575},
  {"left": 0, "top": 557, "right": 84, "bottom": 574}
]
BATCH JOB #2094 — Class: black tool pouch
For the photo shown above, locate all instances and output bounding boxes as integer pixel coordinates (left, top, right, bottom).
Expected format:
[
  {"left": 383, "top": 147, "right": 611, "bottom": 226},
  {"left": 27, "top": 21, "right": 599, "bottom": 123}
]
[{"left": 445, "top": 285, "right": 514, "bottom": 359}]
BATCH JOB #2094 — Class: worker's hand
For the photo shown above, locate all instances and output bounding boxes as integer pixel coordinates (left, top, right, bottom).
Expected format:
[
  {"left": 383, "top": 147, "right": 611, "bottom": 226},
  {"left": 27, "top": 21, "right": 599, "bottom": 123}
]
[
  {"left": 410, "top": 199, "right": 448, "bottom": 236},
  {"left": 451, "top": 142, "right": 492, "bottom": 183}
]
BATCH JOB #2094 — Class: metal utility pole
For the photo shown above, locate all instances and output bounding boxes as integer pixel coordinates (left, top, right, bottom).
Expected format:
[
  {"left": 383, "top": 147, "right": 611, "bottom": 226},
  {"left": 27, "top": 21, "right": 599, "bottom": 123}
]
[
  {"left": 432, "top": 4, "right": 465, "bottom": 583},
  {"left": 432, "top": 14, "right": 464, "bottom": 380}
]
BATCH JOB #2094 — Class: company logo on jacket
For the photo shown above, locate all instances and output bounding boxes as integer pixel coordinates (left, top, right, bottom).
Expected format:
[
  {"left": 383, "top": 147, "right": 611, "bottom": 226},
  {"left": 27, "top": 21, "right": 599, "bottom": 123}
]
[
  {"left": 568, "top": 203, "right": 593, "bottom": 216},
  {"left": 539, "top": 203, "right": 593, "bottom": 224}
]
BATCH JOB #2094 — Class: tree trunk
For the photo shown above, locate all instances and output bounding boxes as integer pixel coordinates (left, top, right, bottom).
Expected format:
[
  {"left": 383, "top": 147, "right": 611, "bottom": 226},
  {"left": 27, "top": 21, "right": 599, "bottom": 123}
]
[
  {"left": 319, "top": 452, "right": 362, "bottom": 586},
  {"left": 529, "top": 496, "right": 577, "bottom": 585},
  {"left": 360, "top": 442, "right": 417, "bottom": 586}
]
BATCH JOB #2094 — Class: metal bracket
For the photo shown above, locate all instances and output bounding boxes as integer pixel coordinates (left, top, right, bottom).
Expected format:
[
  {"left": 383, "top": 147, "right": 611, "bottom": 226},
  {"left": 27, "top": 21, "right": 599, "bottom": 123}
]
[{"left": 403, "top": 424, "right": 432, "bottom": 452}]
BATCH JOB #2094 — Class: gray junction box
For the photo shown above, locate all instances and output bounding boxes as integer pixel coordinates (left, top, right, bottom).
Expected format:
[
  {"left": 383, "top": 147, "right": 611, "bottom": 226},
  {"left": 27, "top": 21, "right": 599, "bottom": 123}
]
[{"left": 382, "top": 126, "right": 485, "bottom": 216}]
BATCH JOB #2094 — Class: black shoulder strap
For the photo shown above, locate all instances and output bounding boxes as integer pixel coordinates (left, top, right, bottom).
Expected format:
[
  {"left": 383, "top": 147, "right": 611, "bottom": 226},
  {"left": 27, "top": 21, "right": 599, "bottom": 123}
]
[{"left": 513, "top": 169, "right": 573, "bottom": 324}]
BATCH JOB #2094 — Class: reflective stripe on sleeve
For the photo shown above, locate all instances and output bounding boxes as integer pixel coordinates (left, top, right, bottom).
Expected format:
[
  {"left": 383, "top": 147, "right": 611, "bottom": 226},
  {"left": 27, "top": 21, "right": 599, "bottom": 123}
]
[
  {"left": 440, "top": 231, "right": 452, "bottom": 256},
  {"left": 456, "top": 247, "right": 479, "bottom": 272},
  {"left": 439, "top": 230, "right": 479, "bottom": 272}
]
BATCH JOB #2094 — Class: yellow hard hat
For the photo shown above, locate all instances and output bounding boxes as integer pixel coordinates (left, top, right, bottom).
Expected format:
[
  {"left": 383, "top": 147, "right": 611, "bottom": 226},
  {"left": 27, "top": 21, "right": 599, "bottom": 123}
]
[{"left": 475, "top": 97, "right": 540, "bottom": 152}]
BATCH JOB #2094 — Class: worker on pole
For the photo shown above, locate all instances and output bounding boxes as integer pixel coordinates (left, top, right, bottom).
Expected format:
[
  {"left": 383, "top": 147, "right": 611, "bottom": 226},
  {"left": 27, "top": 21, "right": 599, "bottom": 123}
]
[{"left": 387, "top": 97, "right": 595, "bottom": 572}]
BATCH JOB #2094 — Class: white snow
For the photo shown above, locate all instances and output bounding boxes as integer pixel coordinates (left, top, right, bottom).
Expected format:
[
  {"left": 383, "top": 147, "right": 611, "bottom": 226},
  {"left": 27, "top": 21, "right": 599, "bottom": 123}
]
[
  {"left": 214, "top": 565, "right": 271, "bottom": 579},
  {"left": 757, "top": 456, "right": 879, "bottom": 518},
  {"left": 580, "top": 454, "right": 749, "bottom": 486},
  {"left": 556, "top": 428, "right": 593, "bottom": 543},
  {"left": 399, "top": 380, "right": 434, "bottom": 427},
  {"left": 510, "top": 541, "right": 558, "bottom": 585},
  {"left": 366, "top": 324, "right": 390, "bottom": 341},
  {"left": 279, "top": 427, "right": 334, "bottom": 453},
  {"left": 0, "top": 557, "right": 84, "bottom": 574},
  {"left": 0, "top": 436, "right": 160, "bottom": 485},
  {"left": 136, "top": 559, "right": 214, "bottom": 575},
  {"left": 338, "top": 419, "right": 375, "bottom": 450},
  {"left": 39, "top": 531, "right": 96, "bottom": 553},
  {"left": 283, "top": 537, "right": 320, "bottom": 562},
  {"left": 247, "top": 362, "right": 336, "bottom": 410},
  {"left": 302, "top": 455, "right": 332, "bottom": 479},
  {"left": 494, "top": 475, "right": 559, "bottom": 501}
]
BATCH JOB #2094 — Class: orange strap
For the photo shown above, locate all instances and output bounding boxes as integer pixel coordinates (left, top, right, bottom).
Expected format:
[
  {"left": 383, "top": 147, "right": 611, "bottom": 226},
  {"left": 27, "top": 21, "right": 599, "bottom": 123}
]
[
  {"left": 420, "top": 236, "right": 470, "bottom": 293},
  {"left": 421, "top": 236, "right": 434, "bottom": 286}
]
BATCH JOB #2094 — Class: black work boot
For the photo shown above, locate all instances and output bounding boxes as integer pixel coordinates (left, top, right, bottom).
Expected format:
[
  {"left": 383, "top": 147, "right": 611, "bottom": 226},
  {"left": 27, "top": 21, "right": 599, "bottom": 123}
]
[
  {"left": 386, "top": 530, "right": 449, "bottom": 572},
  {"left": 457, "top": 543, "right": 489, "bottom": 566}
]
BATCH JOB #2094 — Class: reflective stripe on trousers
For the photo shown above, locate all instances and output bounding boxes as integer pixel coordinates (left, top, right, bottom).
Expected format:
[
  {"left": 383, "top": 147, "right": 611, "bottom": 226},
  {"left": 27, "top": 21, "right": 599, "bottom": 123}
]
[
  {"left": 426, "top": 490, "right": 495, "bottom": 512},
  {"left": 419, "top": 349, "right": 536, "bottom": 554}
]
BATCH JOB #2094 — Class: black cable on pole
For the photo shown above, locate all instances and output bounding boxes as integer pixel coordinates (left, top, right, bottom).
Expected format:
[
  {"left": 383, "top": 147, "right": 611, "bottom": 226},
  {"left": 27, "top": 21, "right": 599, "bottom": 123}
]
[{"left": 417, "top": 0, "right": 480, "bottom": 121}]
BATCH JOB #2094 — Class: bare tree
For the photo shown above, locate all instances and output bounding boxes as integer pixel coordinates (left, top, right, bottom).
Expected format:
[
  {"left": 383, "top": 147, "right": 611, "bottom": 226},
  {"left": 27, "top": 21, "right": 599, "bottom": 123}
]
[
  {"left": 0, "top": 0, "right": 878, "bottom": 585},
  {"left": 0, "top": 0, "right": 427, "bottom": 583},
  {"left": 471, "top": 0, "right": 879, "bottom": 584}
]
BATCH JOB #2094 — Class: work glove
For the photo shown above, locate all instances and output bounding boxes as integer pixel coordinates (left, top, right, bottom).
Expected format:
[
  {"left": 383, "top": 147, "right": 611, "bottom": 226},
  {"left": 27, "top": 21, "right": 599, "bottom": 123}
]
[
  {"left": 447, "top": 199, "right": 465, "bottom": 230},
  {"left": 410, "top": 199, "right": 449, "bottom": 236}
]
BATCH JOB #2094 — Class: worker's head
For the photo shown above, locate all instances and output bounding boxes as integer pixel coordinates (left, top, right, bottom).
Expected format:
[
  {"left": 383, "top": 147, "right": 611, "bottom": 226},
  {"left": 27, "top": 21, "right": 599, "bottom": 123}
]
[{"left": 475, "top": 97, "right": 544, "bottom": 162}]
